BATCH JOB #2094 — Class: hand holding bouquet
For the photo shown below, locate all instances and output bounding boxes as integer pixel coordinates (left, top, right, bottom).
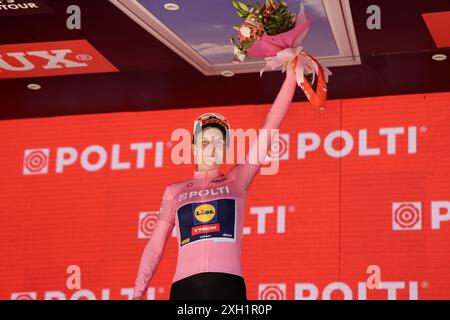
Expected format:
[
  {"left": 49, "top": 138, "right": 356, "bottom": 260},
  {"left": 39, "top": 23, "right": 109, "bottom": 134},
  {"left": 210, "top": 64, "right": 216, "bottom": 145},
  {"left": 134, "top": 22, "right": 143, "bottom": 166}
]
[{"left": 231, "top": 0, "right": 332, "bottom": 110}]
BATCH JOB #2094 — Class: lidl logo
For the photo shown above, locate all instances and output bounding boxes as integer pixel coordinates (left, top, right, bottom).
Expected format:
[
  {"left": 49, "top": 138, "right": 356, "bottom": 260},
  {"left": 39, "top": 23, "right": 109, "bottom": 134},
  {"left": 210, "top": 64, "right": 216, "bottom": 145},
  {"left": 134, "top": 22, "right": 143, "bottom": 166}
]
[{"left": 194, "top": 203, "right": 216, "bottom": 223}]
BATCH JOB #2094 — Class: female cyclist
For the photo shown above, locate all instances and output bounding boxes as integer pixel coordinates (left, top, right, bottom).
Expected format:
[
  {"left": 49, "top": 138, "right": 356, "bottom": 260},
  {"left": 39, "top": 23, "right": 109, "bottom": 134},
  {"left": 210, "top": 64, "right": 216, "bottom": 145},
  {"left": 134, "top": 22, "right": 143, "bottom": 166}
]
[{"left": 132, "top": 65, "right": 297, "bottom": 300}]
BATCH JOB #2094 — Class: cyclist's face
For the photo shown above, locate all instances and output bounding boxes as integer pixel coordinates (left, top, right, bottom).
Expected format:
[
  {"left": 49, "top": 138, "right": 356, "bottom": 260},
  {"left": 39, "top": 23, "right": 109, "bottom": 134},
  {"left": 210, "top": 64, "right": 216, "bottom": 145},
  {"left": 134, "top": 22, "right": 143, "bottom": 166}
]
[{"left": 193, "top": 127, "right": 226, "bottom": 167}]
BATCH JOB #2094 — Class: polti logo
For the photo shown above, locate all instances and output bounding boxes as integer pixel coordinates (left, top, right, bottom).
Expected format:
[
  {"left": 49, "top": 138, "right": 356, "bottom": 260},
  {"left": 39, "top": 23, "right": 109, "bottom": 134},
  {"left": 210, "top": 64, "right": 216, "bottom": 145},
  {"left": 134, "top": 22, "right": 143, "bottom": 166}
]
[
  {"left": 392, "top": 202, "right": 422, "bottom": 230},
  {"left": 258, "top": 284, "right": 286, "bottom": 300},
  {"left": 138, "top": 212, "right": 160, "bottom": 239},
  {"left": 0, "top": 40, "right": 118, "bottom": 79},
  {"left": 264, "top": 133, "right": 290, "bottom": 162},
  {"left": 258, "top": 281, "right": 422, "bottom": 300},
  {"left": 23, "top": 148, "right": 49, "bottom": 174},
  {"left": 22, "top": 141, "right": 165, "bottom": 175},
  {"left": 392, "top": 201, "right": 450, "bottom": 231},
  {"left": 0, "top": 0, "right": 53, "bottom": 16},
  {"left": 11, "top": 292, "right": 37, "bottom": 300},
  {"left": 294, "top": 281, "right": 420, "bottom": 300},
  {"left": 297, "top": 126, "right": 419, "bottom": 159},
  {"left": 10, "top": 288, "right": 161, "bottom": 300}
]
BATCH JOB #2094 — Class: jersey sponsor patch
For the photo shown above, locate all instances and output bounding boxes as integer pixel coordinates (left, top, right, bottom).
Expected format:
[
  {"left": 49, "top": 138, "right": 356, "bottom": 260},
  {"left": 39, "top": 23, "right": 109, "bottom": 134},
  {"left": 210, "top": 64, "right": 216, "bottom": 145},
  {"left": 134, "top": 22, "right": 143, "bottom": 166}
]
[{"left": 177, "top": 199, "right": 236, "bottom": 247}]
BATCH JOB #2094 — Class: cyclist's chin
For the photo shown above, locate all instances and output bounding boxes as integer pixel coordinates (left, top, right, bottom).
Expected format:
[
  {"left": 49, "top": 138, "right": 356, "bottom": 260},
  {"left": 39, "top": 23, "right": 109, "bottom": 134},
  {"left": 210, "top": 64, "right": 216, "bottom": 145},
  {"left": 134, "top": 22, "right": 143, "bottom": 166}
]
[{"left": 204, "top": 160, "right": 225, "bottom": 168}]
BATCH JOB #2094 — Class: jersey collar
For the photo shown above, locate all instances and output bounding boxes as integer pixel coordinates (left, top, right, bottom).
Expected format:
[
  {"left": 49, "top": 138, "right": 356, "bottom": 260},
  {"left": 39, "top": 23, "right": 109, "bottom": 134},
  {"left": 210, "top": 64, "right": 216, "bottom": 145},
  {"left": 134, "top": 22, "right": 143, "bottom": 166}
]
[{"left": 193, "top": 168, "right": 221, "bottom": 179}]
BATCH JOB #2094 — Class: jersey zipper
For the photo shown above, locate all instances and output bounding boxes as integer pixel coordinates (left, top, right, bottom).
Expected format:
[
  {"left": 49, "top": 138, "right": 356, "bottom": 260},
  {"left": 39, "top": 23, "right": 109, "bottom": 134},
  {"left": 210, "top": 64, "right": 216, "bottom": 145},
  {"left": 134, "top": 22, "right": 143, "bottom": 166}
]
[{"left": 202, "top": 177, "right": 207, "bottom": 273}]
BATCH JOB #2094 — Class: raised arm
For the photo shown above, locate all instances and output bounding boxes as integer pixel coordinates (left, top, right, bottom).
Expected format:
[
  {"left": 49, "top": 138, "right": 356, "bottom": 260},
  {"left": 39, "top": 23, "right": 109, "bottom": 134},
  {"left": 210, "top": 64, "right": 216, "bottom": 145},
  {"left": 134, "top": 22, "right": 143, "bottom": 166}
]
[
  {"left": 132, "top": 186, "right": 174, "bottom": 299},
  {"left": 229, "top": 69, "right": 298, "bottom": 191}
]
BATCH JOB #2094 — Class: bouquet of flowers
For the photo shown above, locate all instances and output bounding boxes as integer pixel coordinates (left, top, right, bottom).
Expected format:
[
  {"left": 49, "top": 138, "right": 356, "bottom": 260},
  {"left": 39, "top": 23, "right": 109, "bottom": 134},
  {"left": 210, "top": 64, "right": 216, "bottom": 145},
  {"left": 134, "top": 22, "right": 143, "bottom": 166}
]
[{"left": 230, "top": 0, "right": 332, "bottom": 110}]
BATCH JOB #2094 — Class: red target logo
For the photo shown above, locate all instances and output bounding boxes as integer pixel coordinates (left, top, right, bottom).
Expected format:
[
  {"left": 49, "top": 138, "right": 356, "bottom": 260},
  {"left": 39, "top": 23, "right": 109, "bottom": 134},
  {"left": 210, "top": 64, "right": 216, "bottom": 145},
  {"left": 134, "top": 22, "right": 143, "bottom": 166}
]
[
  {"left": 11, "top": 292, "right": 37, "bottom": 300},
  {"left": 264, "top": 133, "right": 289, "bottom": 163},
  {"left": 23, "top": 149, "right": 49, "bottom": 175},
  {"left": 138, "top": 212, "right": 159, "bottom": 239},
  {"left": 392, "top": 202, "right": 422, "bottom": 230},
  {"left": 258, "top": 284, "right": 286, "bottom": 300}
]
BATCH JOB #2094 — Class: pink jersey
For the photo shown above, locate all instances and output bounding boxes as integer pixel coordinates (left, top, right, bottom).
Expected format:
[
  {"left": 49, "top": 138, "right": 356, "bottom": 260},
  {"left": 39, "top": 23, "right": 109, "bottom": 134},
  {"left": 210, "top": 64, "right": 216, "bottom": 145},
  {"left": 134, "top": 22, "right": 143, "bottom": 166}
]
[{"left": 133, "top": 72, "right": 297, "bottom": 298}]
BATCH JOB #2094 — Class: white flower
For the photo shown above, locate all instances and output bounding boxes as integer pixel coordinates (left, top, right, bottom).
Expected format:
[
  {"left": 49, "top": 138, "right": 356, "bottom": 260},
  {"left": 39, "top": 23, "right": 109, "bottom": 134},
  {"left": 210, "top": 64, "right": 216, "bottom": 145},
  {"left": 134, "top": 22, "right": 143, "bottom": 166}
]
[
  {"left": 237, "top": 52, "right": 246, "bottom": 62},
  {"left": 239, "top": 26, "right": 251, "bottom": 38},
  {"left": 233, "top": 46, "right": 240, "bottom": 55}
]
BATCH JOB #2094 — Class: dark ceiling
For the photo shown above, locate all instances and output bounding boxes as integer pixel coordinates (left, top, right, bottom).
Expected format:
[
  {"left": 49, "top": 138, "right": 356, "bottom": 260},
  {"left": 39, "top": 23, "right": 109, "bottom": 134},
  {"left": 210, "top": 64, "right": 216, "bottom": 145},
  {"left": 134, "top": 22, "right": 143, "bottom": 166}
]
[{"left": 1, "top": 0, "right": 449, "bottom": 121}]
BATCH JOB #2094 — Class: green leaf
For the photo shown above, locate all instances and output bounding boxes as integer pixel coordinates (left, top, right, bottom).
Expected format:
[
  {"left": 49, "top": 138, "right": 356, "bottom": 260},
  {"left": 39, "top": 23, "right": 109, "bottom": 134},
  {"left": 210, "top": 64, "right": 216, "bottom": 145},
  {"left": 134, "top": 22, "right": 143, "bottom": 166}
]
[
  {"left": 241, "top": 40, "right": 253, "bottom": 48},
  {"left": 237, "top": 10, "right": 246, "bottom": 18},
  {"left": 238, "top": 1, "right": 249, "bottom": 12}
]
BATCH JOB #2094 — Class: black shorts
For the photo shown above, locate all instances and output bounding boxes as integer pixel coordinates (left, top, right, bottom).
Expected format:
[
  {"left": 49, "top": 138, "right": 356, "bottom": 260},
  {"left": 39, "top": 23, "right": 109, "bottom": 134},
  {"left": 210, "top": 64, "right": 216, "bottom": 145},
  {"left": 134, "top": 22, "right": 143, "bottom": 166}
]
[{"left": 169, "top": 272, "right": 247, "bottom": 300}]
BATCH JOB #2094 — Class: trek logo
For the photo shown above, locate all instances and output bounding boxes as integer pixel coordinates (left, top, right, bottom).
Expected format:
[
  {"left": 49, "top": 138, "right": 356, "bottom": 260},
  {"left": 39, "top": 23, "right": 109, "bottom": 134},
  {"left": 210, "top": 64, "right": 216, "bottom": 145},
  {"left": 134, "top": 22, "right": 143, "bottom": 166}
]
[
  {"left": 0, "top": 0, "right": 53, "bottom": 16},
  {"left": 392, "top": 201, "right": 450, "bottom": 231},
  {"left": 192, "top": 223, "right": 220, "bottom": 236},
  {"left": 0, "top": 40, "right": 118, "bottom": 79}
]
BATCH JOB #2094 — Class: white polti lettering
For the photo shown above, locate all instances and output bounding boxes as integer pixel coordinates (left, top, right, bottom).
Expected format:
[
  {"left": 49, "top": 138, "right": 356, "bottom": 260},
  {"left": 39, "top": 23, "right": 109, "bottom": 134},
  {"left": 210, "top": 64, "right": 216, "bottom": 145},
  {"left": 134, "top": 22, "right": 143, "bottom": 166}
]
[
  {"left": 379, "top": 127, "right": 404, "bottom": 155},
  {"left": 358, "top": 282, "right": 367, "bottom": 300},
  {"left": 276, "top": 205, "right": 286, "bottom": 233},
  {"left": 251, "top": 206, "right": 273, "bottom": 234},
  {"left": 379, "top": 281, "right": 405, "bottom": 300},
  {"left": 408, "top": 126, "right": 417, "bottom": 153},
  {"left": 189, "top": 191, "right": 198, "bottom": 198},
  {"left": 101, "top": 288, "right": 110, "bottom": 300},
  {"left": 70, "top": 289, "right": 96, "bottom": 300},
  {"left": 44, "top": 291, "right": 66, "bottom": 300},
  {"left": 154, "top": 141, "right": 164, "bottom": 167},
  {"left": 185, "top": 187, "right": 230, "bottom": 199},
  {"left": 295, "top": 283, "right": 318, "bottom": 300},
  {"left": 130, "top": 143, "right": 152, "bottom": 169},
  {"left": 80, "top": 145, "right": 108, "bottom": 171},
  {"left": 409, "top": 281, "right": 418, "bottom": 300},
  {"left": 120, "top": 288, "right": 134, "bottom": 300},
  {"left": 297, "top": 127, "right": 418, "bottom": 159},
  {"left": 359, "top": 129, "right": 380, "bottom": 156},
  {"left": 297, "top": 132, "right": 320, "bottom": 159},
  {"left": 324, "top": 130, "right": 353, "bottom": 158},
  {"left": 51, "top": 142, "right": 163, "bottom": 173},
  {"left": 294, "top": 281, "right": 419, "bottom": 300},
  {"left": 431, "top": 201, "right": 450, "bottom": 230},
  {"left": 56, "top": 147, "right": 78, "bottom": 173},
  {"left": 111, "top": 144, "right": 130, "bottom": 170},
  {"left": 41, "top": 288, "right": 156, "bottom": 300},
  {"left": 322, "top": 282, "right": 352, "bottom": 300},
  {"left": 179, "top": 192, "right": 187, "bottom": 202}
]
